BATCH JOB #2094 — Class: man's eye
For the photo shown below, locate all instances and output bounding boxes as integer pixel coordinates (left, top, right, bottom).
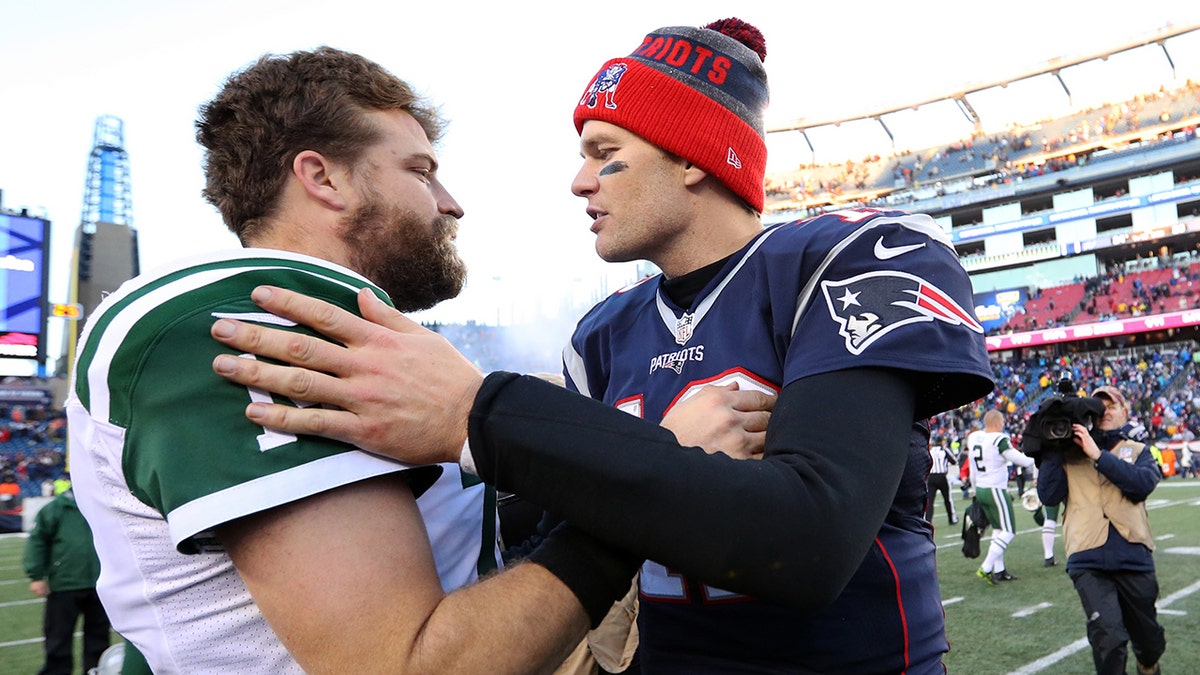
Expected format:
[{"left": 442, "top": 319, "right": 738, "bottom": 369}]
[{"left": 587, "top": 146, "right": 616, "bottom": 161}]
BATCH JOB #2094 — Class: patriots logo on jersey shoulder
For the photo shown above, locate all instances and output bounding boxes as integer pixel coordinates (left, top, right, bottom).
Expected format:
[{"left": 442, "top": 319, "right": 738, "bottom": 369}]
[{"left": 821, "top": 270, "right": 983, "bottom": 355}]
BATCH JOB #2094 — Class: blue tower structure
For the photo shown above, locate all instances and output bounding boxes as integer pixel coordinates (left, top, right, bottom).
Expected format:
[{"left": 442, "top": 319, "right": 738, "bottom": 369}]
[
  {"left": 81, "top": 114, "right": 134, "bottom": 233},
  {"left": 63, "top": 115, "right": 140, "bottom": 376},
  {"left": 75, "top": 115, "right": 139, "bottom": 287}
]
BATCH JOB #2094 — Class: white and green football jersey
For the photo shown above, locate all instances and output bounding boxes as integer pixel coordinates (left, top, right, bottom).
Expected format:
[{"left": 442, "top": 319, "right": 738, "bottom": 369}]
[
  {"left": 66, "top": 249, "right": 500, "bottom": 674},
  {"left": 967, "top": 429, "right": 1034, "bottom": 489},
  {"left": 967, "top": 430, "right": 1011, "bottom": 489}
]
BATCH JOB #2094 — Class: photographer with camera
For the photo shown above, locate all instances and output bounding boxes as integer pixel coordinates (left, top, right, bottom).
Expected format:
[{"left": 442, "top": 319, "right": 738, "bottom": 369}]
[
  {"left": 967, "top": 409, "right": 1036, "bottom": 583},
  {"left": 1035, "top": 385, "right": 1166, "bottom": 675}
]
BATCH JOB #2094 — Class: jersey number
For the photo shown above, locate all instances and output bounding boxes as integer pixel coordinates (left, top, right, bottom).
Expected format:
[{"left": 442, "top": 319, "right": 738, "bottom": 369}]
[
  {"left": 237, "top": 353, "right": 309, "bottom": 452},
  {"left": 619, "top": 367, "right": 778, "bottom": 604},
  {"left": 970, "top": 442, "right": 987, "bottom": 473},
  {"left": 239, "top": 354, "right": 501, "bottom": 577},
  {"left": 639, "top": 561, "right": 744, "bottom": 603}
]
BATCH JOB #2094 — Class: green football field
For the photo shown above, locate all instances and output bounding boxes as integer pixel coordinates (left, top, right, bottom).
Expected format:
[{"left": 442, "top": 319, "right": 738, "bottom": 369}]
[
  {"left": 2, "top": 480, "right": 1197, "bottom": 674},
  {"left": 938, "top": 479, "right": 1200, "bottom": 674}
]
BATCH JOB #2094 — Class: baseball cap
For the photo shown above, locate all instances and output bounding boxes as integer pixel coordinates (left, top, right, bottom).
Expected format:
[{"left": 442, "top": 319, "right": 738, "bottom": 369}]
[{"left": 1091, "top": 385, "right": 1128, "bottom": 411}]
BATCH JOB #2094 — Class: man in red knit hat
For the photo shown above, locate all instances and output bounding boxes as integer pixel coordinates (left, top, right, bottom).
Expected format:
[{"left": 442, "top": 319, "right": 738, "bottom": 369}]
[{"left": 210, "top": 18, "right": 993, "bottom": 672}]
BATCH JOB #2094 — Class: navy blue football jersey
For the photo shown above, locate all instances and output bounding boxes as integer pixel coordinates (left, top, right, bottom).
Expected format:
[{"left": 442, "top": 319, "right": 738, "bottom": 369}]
[{"left": 564, "top": 208, "right": 992, "bottom": 673}]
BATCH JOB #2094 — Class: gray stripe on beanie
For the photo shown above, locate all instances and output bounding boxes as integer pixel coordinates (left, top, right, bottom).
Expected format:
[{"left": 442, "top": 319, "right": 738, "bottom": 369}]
[{"left": 629, "top": 24, "right": 769, "bottom": 138}]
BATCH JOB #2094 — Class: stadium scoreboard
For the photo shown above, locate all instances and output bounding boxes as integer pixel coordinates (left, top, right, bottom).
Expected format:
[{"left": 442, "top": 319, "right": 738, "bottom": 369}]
[{"left": 0, "top": 212, "right": 50, "bottom": 364}]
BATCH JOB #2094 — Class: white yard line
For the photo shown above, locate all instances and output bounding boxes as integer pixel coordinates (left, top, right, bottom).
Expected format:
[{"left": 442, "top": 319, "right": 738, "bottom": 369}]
[
  {"left": 1012, "top": 601, "right": 1053, "bottom": 617},
  {"left": 1010, "top": 578, "right": 1200, "bottom": 673},
  {"left": 1007, "top": 638, "right": 1091, "bottom": 675}
]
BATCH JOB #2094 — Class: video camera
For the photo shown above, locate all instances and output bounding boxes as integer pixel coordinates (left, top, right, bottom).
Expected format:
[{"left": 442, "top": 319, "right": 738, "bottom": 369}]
[{"left": 1020, "top": 378, "right": 1106, "bottom": 458}]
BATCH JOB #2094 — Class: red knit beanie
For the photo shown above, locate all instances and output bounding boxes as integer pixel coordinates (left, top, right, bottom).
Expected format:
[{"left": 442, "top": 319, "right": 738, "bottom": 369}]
[{"left": 574, "top": 18, "right": 769, "bottom": 212}]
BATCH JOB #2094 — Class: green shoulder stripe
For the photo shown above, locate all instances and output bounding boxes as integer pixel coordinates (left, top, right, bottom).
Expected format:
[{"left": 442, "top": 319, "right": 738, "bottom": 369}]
[{"left": 73, "top": 255, "right": 386, "bottom": 412}]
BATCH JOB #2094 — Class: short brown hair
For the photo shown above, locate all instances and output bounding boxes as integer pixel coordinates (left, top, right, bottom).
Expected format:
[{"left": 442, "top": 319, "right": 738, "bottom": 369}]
[{"left": 196, "top": 46, "right": 444, "bottom": 242}]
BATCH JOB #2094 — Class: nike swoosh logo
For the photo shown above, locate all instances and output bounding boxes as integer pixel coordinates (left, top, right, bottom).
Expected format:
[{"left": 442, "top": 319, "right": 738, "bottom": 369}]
[{"left": 873, "top": 236, "right": 926, "bottom": 260}]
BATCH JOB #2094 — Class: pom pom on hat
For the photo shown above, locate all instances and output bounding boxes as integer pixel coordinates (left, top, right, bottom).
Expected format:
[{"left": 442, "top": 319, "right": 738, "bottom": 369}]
[
  {"left": 574, "top": 17, "right": 770, "bottom": 212},
  {"left": 703, "top": 18, "right": 766, "bottom": 61}
]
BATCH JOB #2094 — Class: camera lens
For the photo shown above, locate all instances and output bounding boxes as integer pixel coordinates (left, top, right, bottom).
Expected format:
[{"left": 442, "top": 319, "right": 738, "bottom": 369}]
[{"left": 1042, "top": 417, "right": 1072, "bottom": 440}]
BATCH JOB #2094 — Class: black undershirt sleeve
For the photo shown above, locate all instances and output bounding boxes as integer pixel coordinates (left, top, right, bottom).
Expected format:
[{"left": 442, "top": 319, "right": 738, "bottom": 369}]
[{"left": 469, "top": 366, "right": 916, "bottom": 608}]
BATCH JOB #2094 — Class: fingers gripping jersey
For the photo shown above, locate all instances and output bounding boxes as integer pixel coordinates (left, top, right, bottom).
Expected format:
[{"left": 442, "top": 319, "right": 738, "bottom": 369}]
[
  {"left": 564, "top": 209, "right": 992, "bottom": 673},
  {"left": 66, "top": 249, "right": 500, "bottom": 674}
]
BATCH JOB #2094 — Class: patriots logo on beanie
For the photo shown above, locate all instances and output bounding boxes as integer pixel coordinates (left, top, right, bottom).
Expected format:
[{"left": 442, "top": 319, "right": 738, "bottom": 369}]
[
  {"left": 574, "top": 17, "right": 770, "bottom": 212},
  {"left": 581, "top": 63, "right": 629, "bottom": 110}
]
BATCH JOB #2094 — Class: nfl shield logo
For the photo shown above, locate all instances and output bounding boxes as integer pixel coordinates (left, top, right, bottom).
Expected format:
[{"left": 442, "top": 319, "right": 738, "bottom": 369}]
[{"left": 675, "top": 312, "right": 694, "bottom": 345}]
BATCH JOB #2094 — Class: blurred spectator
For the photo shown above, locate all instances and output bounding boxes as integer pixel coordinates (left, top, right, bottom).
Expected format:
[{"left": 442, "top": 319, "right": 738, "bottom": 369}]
[
  {"left": 0, "top": 470, "right": 19, "bottom": 499},
  {"left": 23, "top": 487, "right": 112, "bottom": 675},
  {"left": 0, "top": 470, "right": 21, "bottom": 532}
]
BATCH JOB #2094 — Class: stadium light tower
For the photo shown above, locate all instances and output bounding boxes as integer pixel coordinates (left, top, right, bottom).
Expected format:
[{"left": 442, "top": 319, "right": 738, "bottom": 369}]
[
  {"left": 60, "top": 115, "right": 141, "bottom": 377},
  {"left": 80, "top": 114, "right": 134, "bottom": 232}
]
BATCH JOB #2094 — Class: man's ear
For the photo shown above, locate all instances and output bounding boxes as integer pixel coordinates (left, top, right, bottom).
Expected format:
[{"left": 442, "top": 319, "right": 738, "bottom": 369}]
[
  {"left": 293, "top": 150, "right": 349, "bottom": 210},
  {"left": 682, "top": 161, "right": 709, "bottom": 188}
]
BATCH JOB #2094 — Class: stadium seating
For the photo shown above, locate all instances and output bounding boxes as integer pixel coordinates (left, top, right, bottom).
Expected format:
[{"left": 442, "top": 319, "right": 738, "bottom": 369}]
[{"left": 765, "top": 80, "right": 1200, "bottom": 215}]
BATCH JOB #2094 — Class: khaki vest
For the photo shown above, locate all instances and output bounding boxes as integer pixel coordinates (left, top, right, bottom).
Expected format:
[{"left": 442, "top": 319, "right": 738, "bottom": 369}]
[{"left": 1061, "top": 440, "right": 1155, "bottom": 557}]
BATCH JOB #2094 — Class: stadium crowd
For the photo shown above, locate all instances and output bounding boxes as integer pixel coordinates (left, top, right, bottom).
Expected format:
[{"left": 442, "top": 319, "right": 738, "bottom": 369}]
[
  {"left": 0, "top": 391, "right": 68, "bottom": 502},
  {"left": 931, "top": 341, "right": 1200, "bottom": 479},
  {"left": 765, "top": 79, "right": 1200, "bottom": 214}
]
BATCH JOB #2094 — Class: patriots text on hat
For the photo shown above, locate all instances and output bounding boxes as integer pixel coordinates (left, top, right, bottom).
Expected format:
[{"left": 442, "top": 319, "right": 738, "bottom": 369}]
[{"left": 633, "top": 34, "right": 735, "bottom": 84}]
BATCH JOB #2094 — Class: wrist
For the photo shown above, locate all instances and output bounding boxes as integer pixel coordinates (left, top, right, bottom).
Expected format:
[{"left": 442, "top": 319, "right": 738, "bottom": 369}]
[
  {"left": 458, "top": 438, "right": 478, "bottom": 476},
  {"left": 527, "top": 522, "right": 642, "bottom": 628},
  {"left": 452, "top": 374, "right": 485, "bottom": 460},
  {"left": 466, "top": 371, "right": 526, "bottom": 483}
]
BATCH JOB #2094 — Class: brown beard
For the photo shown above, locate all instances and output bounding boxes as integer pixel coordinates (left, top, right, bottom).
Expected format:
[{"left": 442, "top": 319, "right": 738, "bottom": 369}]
[{"left": 339, "top": 199, "right": 467, "bottom": 312}]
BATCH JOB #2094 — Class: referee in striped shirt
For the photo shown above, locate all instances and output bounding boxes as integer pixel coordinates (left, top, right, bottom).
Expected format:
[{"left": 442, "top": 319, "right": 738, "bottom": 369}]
[{"left": 926, "top": 436, "right": 959, "bottom": 525}]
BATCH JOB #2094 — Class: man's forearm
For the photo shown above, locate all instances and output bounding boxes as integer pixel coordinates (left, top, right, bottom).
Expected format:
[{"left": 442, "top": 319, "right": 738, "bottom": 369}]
[
  {"left": 410, "top": 524, "right": 639, "bottom": 673},
  {"left": 224, "top": 473, "right": 633, "bottom": 674},
  {"left": 414, "top": 562, "right": 590, "bottom": 674}
]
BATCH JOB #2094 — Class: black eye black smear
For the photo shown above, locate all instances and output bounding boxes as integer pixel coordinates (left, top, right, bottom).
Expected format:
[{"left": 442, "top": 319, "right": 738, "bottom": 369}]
[{"left": 599, "top": 161, "right": 628, "bottom": 176}]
